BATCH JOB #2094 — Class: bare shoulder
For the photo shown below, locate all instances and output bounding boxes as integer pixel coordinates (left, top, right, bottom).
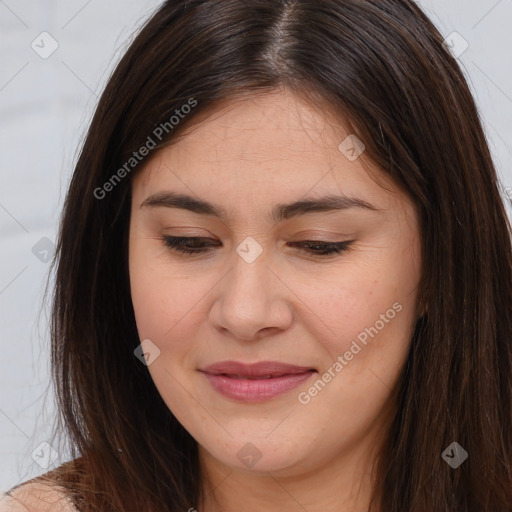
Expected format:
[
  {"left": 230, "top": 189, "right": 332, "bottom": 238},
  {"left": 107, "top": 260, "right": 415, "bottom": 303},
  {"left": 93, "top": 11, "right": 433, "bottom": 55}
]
[{"left": 0, "top": 481, "right": 77, "bottom": 512}]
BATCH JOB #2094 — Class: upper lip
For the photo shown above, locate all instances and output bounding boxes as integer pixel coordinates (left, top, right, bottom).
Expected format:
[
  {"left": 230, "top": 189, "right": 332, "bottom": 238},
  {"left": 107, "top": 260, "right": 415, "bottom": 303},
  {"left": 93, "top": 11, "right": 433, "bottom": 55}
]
[{"left": 200, "top": 361, "right": 316, "bottom": 378}]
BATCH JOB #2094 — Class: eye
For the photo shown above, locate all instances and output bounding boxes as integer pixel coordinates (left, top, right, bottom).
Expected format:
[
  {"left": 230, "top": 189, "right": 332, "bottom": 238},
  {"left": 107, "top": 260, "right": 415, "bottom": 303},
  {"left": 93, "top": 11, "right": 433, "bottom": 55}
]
[
  {"left": 288, "top": 240, "right": 354, "bottom": 256},
  {"left": 161, "top": 236, "right": 354, "bottom": 257},
  {"left": 161, "top": 236, "right": 219, "bottom": 254}
]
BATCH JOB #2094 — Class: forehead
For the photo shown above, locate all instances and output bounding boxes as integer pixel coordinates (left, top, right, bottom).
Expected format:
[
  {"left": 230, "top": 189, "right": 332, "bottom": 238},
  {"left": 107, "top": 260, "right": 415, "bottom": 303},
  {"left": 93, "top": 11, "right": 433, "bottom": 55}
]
[
  {"left": 163, "top": 90, "right": 348, "bottom": 162},
  {"left": 131, "top": 89, "right": 402, "bottom": 217}
]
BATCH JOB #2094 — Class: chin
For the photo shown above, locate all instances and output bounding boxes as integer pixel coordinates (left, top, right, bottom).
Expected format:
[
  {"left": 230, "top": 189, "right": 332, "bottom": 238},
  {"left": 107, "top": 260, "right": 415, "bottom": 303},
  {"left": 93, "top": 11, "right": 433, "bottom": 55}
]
[{"left": 200, "top": 435, "right": 315, "bottom": 476}]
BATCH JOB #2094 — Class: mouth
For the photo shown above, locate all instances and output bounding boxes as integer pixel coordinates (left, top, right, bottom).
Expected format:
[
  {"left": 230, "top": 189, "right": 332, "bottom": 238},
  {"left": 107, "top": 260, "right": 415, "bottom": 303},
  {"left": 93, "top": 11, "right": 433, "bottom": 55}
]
[{"left": 199, "top": 361, "right": 317, "bottom": 402}]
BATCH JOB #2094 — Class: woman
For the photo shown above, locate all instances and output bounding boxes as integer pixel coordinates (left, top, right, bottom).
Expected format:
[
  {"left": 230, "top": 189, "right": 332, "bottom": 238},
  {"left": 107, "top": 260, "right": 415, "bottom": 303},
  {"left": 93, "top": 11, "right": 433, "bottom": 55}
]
[{"left": 2, "top": 0, "right": 512, "bottom": 510}]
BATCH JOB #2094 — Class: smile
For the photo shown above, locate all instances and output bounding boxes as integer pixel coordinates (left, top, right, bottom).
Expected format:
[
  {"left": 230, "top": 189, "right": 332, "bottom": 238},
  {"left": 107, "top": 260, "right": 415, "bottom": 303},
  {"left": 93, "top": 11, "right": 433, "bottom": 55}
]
[{"left": 199, "top": 360, "right": 317, "bottom": 402}]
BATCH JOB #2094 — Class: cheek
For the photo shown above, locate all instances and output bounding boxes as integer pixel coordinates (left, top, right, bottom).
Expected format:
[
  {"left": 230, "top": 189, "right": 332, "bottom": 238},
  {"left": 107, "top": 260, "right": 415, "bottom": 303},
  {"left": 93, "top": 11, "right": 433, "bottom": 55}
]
[
  {"left": 299, "top": 284, "right": 399, "bottom": 366},
  {"left": 297, "top": 248, "right": 419, "bottom": 361},
  {"left": 129, "top": 237, "right": 174, "bottom": 341},
  {"left": 128, "top": 242, "right": 214, "bottom": 348},
  {"left": 128, "top": 218, "right": 420, "bottom": 353},
  {"left": 130, "top": 266, "right": 184, "bottom": 341}
]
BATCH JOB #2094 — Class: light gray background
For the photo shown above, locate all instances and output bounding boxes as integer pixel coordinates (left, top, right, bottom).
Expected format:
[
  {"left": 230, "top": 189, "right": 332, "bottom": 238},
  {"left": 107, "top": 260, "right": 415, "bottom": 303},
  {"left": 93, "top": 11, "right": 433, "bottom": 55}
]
[{"left": 1, "top": 0, "right": 511, "bottom": 492}]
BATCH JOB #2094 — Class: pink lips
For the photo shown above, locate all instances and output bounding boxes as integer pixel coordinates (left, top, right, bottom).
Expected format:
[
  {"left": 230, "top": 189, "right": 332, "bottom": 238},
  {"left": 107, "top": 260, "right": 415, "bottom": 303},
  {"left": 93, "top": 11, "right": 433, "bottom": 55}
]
[{"left": 200, "top": 361, "right": 316, "bottom": 402}]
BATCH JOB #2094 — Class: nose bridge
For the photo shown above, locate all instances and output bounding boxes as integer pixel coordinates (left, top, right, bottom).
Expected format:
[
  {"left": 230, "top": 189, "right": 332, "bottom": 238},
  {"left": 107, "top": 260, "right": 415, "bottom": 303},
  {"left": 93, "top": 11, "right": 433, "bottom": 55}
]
[
  {"left": 211, "top": 236, "right": 293, "bottom": 339},
  {"left": 226, "top": 236, "right": 271, "bottom": 312}
]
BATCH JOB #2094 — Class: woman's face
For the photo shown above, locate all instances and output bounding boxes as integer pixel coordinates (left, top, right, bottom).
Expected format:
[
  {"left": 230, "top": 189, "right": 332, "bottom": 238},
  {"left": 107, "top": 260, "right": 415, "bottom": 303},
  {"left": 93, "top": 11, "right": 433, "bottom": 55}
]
[{"left": 129, "top": 89, "right": 422, "bottom": 480}]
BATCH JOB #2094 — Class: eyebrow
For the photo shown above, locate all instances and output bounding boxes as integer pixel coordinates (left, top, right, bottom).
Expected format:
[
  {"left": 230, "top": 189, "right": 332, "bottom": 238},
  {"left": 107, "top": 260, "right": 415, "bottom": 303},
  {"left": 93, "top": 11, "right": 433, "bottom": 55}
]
[{"left": 140, "top": 191, "right": 379, "bottom": 222}]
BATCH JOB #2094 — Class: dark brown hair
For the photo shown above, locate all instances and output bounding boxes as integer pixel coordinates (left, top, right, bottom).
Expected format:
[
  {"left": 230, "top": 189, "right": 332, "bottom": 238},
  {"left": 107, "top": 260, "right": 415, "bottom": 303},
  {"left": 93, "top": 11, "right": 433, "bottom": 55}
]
[{"left": 11, "top": 0, "right": 512, "bottom": 510}]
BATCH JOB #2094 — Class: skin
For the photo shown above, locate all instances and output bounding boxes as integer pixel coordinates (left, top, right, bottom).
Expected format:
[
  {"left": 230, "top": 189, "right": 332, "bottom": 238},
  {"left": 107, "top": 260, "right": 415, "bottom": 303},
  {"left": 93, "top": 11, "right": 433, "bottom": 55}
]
[{"left": 128, "top": 88, "right": 422, "bottom": 512}]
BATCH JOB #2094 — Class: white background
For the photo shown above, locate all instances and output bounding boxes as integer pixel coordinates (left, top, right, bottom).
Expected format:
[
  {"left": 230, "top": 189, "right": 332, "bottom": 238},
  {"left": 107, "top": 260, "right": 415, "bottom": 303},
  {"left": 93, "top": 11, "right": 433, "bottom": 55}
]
[{"left": 1, "top": 0, "right": 511, "bottom": 492}]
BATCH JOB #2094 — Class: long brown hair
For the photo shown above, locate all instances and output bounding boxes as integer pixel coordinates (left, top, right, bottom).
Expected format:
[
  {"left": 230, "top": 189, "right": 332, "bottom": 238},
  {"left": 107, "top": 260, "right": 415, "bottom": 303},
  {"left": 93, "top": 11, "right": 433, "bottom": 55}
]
[{"left": 16, "top": 0, "right": 512, "bottom": 510}]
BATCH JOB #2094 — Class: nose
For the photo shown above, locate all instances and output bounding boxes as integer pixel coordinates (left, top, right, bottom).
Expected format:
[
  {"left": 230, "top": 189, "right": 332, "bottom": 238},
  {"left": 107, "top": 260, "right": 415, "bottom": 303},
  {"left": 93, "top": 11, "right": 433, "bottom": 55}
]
[{"left": 209, "top": 249, "right": 294, "bottom": 341}]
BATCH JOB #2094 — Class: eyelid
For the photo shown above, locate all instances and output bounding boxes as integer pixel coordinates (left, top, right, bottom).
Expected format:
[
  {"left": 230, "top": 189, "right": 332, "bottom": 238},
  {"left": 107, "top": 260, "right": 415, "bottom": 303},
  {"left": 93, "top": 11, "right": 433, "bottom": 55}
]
[
  {"left": 160, "top": 235, "right": 354, "bottom": 257},
  {"left": 285, "top": 233, "right": 352, "bottom": 242},
  {"left": 161, "top": 233, "right": 349, "bottom": 244},
  {"left": 162, "top": 229, "right": 352, "bottom": 240}
]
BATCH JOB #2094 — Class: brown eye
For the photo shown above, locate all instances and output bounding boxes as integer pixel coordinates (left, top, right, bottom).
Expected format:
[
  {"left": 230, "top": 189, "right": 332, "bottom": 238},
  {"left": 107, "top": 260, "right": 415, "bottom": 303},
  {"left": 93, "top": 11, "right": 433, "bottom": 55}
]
[
  {"left": 161, "top": 236, "right": 354, "bottom": 257},
  {"left": 161, "top": 236, "right": 220, "bottom": 254},
  {"left": 287, "top": 240, "right": 354, "bottom": 256}
]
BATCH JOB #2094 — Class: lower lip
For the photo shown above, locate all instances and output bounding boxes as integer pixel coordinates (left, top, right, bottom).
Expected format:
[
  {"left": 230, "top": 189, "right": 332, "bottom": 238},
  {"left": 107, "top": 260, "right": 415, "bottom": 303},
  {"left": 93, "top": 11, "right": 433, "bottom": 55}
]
[{"left": 202, "top": 371, "right": 316, "bottom": 402}]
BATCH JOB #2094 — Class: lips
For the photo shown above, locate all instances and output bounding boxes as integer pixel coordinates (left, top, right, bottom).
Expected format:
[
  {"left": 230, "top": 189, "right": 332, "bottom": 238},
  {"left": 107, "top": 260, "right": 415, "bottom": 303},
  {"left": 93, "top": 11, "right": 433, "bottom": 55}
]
[
  {"left": 200, "top": 360, "right": 316, "bottom": 378},
  {"left": 199, "top": 361, "right": 317, "bottom": 402}
]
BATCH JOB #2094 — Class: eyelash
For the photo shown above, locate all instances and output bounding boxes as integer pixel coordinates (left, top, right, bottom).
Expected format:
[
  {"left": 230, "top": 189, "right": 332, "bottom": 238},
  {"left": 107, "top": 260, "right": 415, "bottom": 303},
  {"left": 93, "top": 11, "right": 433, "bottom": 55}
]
[{"left": 160, "top": 236, "right": 354, "bottom": 257}]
